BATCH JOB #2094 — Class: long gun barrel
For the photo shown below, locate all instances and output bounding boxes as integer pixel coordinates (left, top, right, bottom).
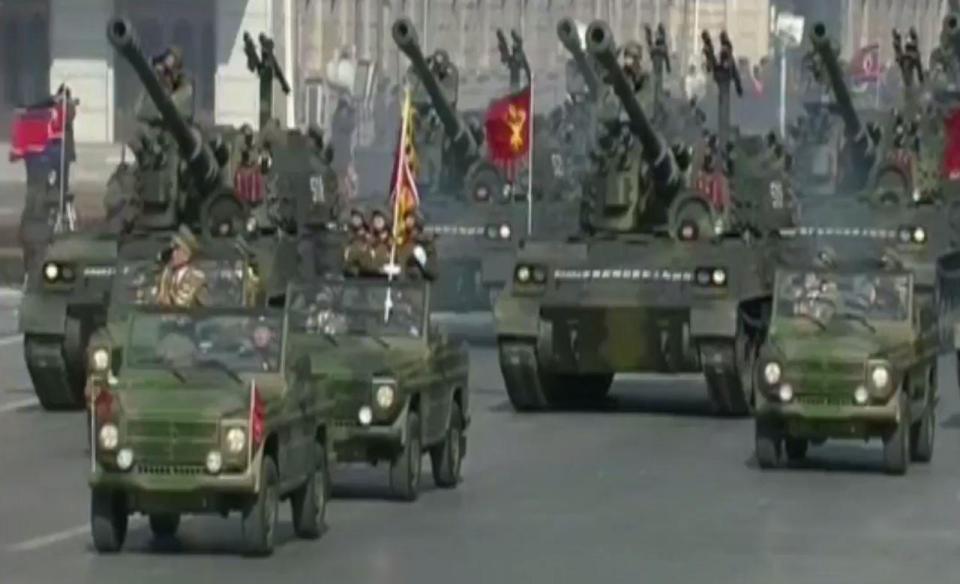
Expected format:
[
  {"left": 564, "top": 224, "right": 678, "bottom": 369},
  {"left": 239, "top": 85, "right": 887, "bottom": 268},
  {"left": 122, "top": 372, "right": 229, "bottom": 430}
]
[
  {"left": 810, "top": 22, "right": 865, "bottom": 143},
  {"left": 558, "top": 18, "right": 603, "bottom": 98},
  {"left": 107, "top": 18, "right": 219, "bottom": 194},
  {"left": 586, "top": 20, "right": 677, "bottom": 188},
  {"left": 392, "top": 18, "right": 475, "bottom": 156}
]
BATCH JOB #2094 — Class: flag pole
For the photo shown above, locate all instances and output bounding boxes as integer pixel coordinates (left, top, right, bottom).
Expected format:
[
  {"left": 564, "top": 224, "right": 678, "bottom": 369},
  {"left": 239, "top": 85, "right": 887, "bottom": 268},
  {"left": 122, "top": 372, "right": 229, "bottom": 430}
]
[
  {"left": 526, "top": 73, "right": 534, "bottom": 236},
  {"left": 384, "top": 84, "right": 410, "bottom": 322},
  {"left": 56, "top": 85, "right": 68, "bottom": 233}
]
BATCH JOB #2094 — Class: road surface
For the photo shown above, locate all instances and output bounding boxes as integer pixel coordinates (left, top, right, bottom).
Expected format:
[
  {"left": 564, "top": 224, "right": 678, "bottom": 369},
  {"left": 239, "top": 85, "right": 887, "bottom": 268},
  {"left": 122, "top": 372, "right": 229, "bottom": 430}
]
[{"left": 1, "top": 296, "right": 959, "bottom": 583}]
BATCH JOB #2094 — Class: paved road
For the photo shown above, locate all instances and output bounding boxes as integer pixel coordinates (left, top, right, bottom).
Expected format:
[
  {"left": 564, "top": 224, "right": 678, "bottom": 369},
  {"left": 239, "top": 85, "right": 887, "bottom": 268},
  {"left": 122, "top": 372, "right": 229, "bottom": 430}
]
[{"left": 1, "top": 300, "right": 960, "bottom": 583}]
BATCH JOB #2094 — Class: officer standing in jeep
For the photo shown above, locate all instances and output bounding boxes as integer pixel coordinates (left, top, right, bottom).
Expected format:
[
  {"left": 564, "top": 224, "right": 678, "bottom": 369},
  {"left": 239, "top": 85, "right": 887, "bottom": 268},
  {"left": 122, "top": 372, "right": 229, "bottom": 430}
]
[
  {"left": 398, "top": 210, "right": 437, "bottom": 280},
  {"left": 155, "top": 225, "right": 209, "bottom": 307}
]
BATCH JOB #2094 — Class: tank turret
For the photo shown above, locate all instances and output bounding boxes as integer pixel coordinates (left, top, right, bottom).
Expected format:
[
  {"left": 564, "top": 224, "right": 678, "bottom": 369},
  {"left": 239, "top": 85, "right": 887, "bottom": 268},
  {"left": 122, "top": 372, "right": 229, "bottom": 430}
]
[
  {"left": 558, "top": 18, "right": 603, "bottom": 99},
  {"left": 809, "top": 21, "right": 875, "bottom": 192}
]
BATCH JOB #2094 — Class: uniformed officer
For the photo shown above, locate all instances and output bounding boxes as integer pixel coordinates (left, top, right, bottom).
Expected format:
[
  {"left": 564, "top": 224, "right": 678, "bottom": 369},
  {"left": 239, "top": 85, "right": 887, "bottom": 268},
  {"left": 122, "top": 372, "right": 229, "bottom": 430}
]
[
  {"left": 398, "top": 211, "right": 437, "bottom": 280},
  {"left": 343, "top": 208, "right": 372, "bottom": 276},
  {"left": 367, "top": 209, "right": 394, "bottom": 274},
  {"left": 155, "top": 225, "right": 209, "bottom": 307}
]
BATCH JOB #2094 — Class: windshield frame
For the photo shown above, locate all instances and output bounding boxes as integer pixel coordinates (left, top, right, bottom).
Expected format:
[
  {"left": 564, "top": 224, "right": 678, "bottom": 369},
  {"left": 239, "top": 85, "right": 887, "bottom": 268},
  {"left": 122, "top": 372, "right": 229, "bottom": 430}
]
[
  {"left": 123, "top": 305, "right": 287, "bottom": 375},
  {"left": 772, "top": 268, "right": 913, "bottom": 327},
  {"left": 285, "top": 278, "right": 430, "bottom": 341}
]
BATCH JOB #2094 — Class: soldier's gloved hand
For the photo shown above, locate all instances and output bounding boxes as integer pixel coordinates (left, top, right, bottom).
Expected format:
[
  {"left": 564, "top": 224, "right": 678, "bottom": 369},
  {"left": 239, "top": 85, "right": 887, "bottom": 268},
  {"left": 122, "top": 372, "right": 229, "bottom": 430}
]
[{"left": 413, "top": 245, "right": 427, "bottom": 267}]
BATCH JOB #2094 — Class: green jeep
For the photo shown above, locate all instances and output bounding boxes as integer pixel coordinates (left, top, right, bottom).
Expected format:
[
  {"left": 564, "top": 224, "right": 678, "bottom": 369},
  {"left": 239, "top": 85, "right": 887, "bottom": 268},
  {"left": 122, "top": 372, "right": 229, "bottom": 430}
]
[
  {"left": 754, "top": 266, "right": 939, "bottom": 474},
  {"left": 286, "top": 277, "right": 470, "bottom": 500},
  {"left": 87, "top": 306, "right": 333, "bottom": 555}
]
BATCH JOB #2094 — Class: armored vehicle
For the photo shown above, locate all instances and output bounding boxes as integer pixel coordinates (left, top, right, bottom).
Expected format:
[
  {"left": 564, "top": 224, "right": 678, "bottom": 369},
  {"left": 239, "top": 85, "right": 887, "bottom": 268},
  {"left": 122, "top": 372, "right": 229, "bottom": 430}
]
[
  {"left": 286, "top": 276, "right": 469, "bottom": 500},
  {"left": 754, "top": 255, "right": 939, "bottom": 474},
  {"left": 494, "top": 22, "right": 792, "bottom": 415},
  {"left": 392, "top": 18, "right": 578, "bottom": 310},
  {"left": 20, "top": 19, "right": 306, "bottom": 411},
  {"left": 87, "top": 306, "right": 332, "bottom": 554}
]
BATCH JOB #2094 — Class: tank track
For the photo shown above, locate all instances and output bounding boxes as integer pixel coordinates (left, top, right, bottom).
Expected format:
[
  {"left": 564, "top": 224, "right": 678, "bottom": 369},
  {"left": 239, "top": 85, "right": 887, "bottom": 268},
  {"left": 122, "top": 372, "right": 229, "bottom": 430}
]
[
  {"left": 498, "top": 340, "right": 614, "bottom": 411},
  {"left": 24, "top": 334, "right": 85, "bottom": 410},
  {"left": 700, "top": 340, "right": 751, "bottom": 417}
]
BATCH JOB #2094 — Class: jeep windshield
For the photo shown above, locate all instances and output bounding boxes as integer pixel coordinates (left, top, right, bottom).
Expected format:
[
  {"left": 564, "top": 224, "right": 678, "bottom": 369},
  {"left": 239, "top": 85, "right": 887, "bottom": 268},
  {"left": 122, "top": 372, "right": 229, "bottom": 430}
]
[
  {"left": 287, "top": 280, "right": 425, "bottom": 339},
  {"left": 774, "top": 270, "right": 911, "bottom": 327},
  {"left": 126, "top": 309, "right": 283, "bottom": 374},
  {"left": 113, "top": 258, "right": 252, "bottom": 307}
]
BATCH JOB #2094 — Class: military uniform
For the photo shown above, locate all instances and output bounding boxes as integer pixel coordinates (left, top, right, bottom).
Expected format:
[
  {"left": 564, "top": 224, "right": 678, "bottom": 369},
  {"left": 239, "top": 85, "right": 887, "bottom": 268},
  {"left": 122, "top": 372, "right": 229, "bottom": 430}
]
[
  {"left": 397, "top": 213, "right": 438, "bottom": 280},
  {"left": 155, "top": 225, "right": 209, "bottom": 307}
]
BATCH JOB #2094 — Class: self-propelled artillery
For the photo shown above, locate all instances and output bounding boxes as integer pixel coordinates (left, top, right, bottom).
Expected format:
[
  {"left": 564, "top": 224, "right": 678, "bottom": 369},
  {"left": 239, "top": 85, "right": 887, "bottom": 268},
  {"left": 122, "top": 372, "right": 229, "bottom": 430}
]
[{"left": 494, "top": 21, "right": 791, "bottom": 415}]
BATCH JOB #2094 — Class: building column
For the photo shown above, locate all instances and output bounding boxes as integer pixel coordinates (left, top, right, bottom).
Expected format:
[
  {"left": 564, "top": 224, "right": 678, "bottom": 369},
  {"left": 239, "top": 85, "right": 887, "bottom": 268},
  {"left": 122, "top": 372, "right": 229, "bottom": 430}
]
[
  {"left": 49, "top": 0, "right": 112, "bottom": 143},
  {"left": 480, "top": 0, "right": 490, "bottom": 69}
]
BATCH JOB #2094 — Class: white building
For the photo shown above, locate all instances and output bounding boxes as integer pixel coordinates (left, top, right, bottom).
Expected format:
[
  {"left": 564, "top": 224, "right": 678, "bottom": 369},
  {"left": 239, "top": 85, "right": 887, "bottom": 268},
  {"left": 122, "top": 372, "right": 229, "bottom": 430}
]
[{"left": 0, "top": 0, "right": 301, "bottom": 144}]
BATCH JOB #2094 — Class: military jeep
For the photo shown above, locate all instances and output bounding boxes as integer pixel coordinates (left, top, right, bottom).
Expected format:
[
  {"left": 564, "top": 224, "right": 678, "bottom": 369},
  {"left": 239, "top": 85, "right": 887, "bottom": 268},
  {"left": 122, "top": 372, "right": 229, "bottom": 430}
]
[
  {"left": 754, "top": 266, "right": 939, "bottom": 474},
  {"left": 286, "top": 277, "right": 470, "bottom": 500},
  {"left": 87, "top": 306, "right": 333, "bottom": 555}
]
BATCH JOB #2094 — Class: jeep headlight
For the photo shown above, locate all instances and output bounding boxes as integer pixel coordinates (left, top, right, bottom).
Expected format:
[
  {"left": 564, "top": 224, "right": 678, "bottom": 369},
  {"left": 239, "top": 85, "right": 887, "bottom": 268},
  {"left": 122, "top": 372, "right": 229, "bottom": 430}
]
[
  {"left": 913, "top": 227, "right": 926, "bottom": 243},
  {"left": 499, "top": 223, "right": 512, "bottom": 239},
  {"left": 763, "top": 361, "right": 782, "bottom": 385},
  {"left": 91, "top": 348, "right": 110, "bottom": 372},
  {"left": 43, "top": 262, "right": 59, "bottom": 281},
  {"left": 516, "top": 265, "right": 531, "bottom": 283},
  {"left": 712, "top": 268, "right": 727, "bottom": 286},
  {"left": 869, "top": 363, "right": 890, "bottom": 391},
  {"left": 375, "top": 385, "right": 396, "bottom": 409},
  {"left": 99, "top": 423, "right": 119, "bottom": 451},
  {"left": 225, "top": 427, "right": 246, "bottom": 453}
]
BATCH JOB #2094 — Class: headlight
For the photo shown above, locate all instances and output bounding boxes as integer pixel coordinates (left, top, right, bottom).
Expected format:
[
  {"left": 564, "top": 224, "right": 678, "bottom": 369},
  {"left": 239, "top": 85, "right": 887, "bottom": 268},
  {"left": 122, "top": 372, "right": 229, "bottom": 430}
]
[
  {"left": 499, "top": 224, "right": 512, "bottom": 239},
  {"left": 870, "top": 364, "right": 890, "bottom": 390},
  {"left": 763, "top": 361, "right": 782, "bottom": 385},
  {"left": 778, "top": 383, "right": 794, "bottom": 403},
  {"left": 206, "top": 450, "right": 223, "bottom": 474},
  {"left": 854, "top": 386, "right": 869, "bottom": 405},
  {"left": 679, "top": 221, "right": 698, "bottom": 241},
  {"left": 225, "top": 428, "right": 246, "bottom": 453},
  {"left": 375, "top": 385, "right": 395, "bottom": 409},
  {"left": 246, "top": 217, "right": 258, "bottom": 233},
  {"left": 43, "top": 262, "right": 59, "bottom": 281},
  {"left": 485, "top": 225, "right": 498, "bottom": 239},
  {"left": 91, "top": 348, "right": 110, "bottom": 372},
  {"left": 898, "top": 228, "right": 912, "bottom": 243},
  {"left": 358, "top": 405, "right": 373, "bottom": 426},
  {"left": 99, "top": 423, "right": 119, "bottom": 451},
  {"left": 532, "top": 266, "right": 547, "bottom": 283},
  {"left": 516, "top": 266, "right": 531, "bottom": 283},
  {"left": 116, "top": 448, "right": 134, "bottom": 470},
  {"left": 712, "top": 268, "right": 727, "bottom": 286},
  {"left": 913, "top": 227, "right": 926, "bottom": 243}
]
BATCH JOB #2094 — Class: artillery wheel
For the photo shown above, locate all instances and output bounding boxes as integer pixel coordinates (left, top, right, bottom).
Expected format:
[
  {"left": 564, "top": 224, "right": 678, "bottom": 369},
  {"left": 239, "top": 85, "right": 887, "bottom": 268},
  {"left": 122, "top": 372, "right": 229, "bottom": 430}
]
[
  {"left": 464, "top": 162, "right": 505, "bottom": 202},
  {"left": 882, "top": 392, "right": 910, "bottom": 476},
  {"left": 755, "top": 419, "right": 783, "bottom": 469},
  {"left": 91, "top": 489, "right": 128, "bottom": 553},
  {"left": 498, "top": 340, "right": 551, "bottom": 411}
]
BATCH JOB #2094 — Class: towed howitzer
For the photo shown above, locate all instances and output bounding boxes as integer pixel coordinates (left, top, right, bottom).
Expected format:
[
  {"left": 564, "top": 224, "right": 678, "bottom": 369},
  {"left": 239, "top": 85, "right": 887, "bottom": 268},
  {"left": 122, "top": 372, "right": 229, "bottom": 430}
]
[
  {"left": 244, "top": 31, "right": 291, "bottom": 129},
  {"left": 497, "top": 28, "right": 530, "bottom": 90},
  {"left": 810, "top": 21, "right": 876, "bottom": 192},
  {"left": 558, "top": 18, "right": 603, "bottom": 99}
]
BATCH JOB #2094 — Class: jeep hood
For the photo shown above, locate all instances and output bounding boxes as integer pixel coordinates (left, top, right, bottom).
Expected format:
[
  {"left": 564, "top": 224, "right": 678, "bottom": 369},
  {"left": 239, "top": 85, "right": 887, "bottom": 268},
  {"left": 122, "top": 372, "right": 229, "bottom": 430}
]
[{"left": 301, "top": 337, "right": 427, "bottom": 381}]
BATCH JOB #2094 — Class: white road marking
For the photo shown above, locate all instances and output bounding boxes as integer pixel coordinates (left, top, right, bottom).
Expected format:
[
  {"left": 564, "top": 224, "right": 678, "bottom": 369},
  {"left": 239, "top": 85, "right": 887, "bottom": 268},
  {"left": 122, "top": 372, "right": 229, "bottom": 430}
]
[
  {"left": 0, "top": 335, "right": 22, "bottom": 346},
  {"left": 7, "top": 524, "right": 89, "bottom": 552},
  {"left": 0, "top": 397, "right": 39, "bottom": 414}
]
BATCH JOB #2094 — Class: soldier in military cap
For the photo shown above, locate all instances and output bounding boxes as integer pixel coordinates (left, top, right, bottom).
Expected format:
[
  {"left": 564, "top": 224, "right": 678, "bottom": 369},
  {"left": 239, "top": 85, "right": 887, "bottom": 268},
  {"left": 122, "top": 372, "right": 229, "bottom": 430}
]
[
  {"left": 155, "top": 224, "right": 209, "bottom": 307},
  {"left": 367, "top": 209, "right": 394, "bottom": 273},
  {"left": 343, "top": 208, "right": 372, "bottom": 276},
  {"left": 620, "top": 42, "right": 649, "bottom": 93},
  {"left": 398, "top": 210, "right": 437, "bottom": 280}
]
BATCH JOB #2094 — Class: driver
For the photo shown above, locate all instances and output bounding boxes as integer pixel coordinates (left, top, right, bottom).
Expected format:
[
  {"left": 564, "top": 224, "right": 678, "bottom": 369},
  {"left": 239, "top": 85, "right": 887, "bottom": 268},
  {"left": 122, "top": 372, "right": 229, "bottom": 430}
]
[{"left": 155, "top": 225, "right": 209, "bottom": 308}]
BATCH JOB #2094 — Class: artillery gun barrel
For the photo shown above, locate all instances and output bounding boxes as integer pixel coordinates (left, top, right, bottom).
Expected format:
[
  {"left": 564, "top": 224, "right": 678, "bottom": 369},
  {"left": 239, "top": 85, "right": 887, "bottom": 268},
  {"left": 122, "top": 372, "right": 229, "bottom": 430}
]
[
  {"left": 586, "top": 20, "right": 677, "bottom": 186},
  {"left": 107, "top": 18, "right": 219, "bottom": 193},
  {"left": 557, "top": 18, "right": 603, "bottom": 98},
  {"left": 810, "top": 22, "right": 864, "bottom": 141},
  {"left": 392, "top": 17, "right": 475, "bottom": 155}
]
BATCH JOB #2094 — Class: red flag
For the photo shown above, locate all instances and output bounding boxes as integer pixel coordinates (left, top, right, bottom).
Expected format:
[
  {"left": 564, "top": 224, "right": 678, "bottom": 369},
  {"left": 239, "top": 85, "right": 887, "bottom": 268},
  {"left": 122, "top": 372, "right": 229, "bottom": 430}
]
[
  {"left": 234, "top": 166, "right": 265, "bottom": 204},
  {"left": 849, "top": 43, "right": 881, "bottom": 84},
  {"left": 485, "top": 87, "right": 532, "bottom": 177},
  {"left": 9, "top": 105, "right": 64, "bottom": 162},
  {"left": 943, "top": 109, "right": 960, "bottom": 181}
]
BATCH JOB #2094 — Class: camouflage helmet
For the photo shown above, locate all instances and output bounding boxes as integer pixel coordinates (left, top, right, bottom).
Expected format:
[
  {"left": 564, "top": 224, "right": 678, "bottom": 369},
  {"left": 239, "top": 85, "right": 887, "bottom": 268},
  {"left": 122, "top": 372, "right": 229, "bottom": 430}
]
[{"left": 171, "top": 224, "right": 200, "bottom": 256}]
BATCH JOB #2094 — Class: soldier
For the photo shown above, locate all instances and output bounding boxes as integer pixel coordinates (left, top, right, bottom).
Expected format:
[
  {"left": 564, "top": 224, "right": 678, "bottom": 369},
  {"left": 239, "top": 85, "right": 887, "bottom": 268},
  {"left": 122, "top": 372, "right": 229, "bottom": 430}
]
[
  {"left": 343, "top": 208, "right": 372, "bottom": 276},
  {"left": 621, "top": 42, "right": 649, "bottom": 93},
  {"left": 367, "top": 209, "right": 394, "bottom": 273},
  {"left": 398, "top": 210, "right": 437, "bottom": 280},
  {"left": 155, "top": 225, "right": 209, "bottom": 307}
]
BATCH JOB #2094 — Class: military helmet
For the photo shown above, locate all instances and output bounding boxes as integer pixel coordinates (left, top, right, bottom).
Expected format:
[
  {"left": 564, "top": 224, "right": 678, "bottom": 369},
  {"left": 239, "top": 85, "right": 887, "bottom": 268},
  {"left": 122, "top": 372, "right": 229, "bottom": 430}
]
[{"left": 171, "top": 224, "right": 200, "bottom": 255}]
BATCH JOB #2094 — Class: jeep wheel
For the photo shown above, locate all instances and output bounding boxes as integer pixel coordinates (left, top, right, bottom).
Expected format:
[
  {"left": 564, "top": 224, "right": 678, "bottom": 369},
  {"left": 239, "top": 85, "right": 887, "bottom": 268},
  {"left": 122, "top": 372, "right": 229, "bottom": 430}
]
[
  {"left": 431, "top": 402, "right": 465, "bottom": 488},
  {"left": 784, "top": 438, "right": 808, "bottom": 462},
  {"left": 291, "top": 442, "right": 329, "bottom": 539},
  {"left": 910, "top": 403, "right": 935, "bottom": 463},
  {"left": 148, "top": 514, "right": 180, "bottom": 539},
  {"left": 389, "top": 412, "right": 422, "bottom": 501},
  {"left": 755, "top": 419, "right": 782, "bottom": 469},
  {"left": 91, "top": 489, "right": 128, "bottom": 553},
  {"left": 242, "top": 455, "right": 280, "bottom": 556},
  {"left": 882, "top": 393, "right": 910, "bottom": 475}
]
